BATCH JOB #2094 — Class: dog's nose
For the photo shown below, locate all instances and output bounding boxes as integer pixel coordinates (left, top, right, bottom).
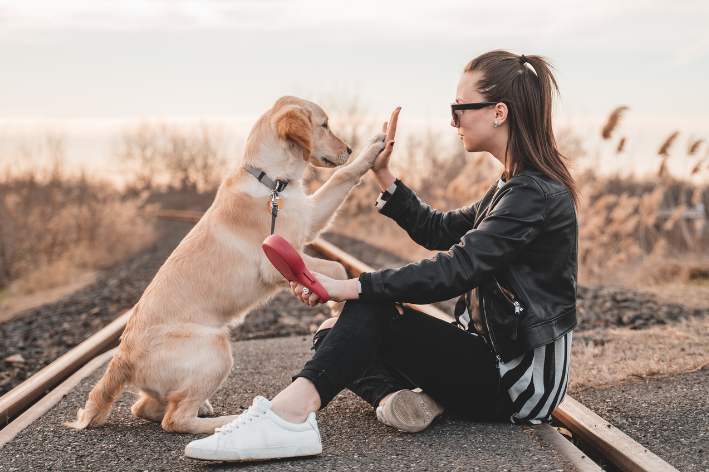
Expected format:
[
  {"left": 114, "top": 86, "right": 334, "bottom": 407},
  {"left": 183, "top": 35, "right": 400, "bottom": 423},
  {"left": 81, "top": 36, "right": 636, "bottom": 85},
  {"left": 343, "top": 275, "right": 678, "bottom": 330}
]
[{"left": 346, "top": 147, "right": 352, "bottom": 155}]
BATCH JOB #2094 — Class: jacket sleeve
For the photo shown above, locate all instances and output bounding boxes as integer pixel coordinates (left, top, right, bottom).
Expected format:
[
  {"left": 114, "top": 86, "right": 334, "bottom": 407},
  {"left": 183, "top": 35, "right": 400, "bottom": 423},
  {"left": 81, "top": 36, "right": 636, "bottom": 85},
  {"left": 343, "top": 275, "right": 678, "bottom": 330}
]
[
  {"left": 359, "top": 176, "right": 547, "bottom": 305},
  {"left": 377, "top": 179, "right": 484, "bottom": 251}
]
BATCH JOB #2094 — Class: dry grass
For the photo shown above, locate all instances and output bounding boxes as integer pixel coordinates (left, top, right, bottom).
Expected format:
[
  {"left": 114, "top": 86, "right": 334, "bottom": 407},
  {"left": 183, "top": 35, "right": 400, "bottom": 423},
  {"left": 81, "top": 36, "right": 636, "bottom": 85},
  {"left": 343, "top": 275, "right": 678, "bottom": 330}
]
[
  {"left": 0, "top": 269, "right": 96, "bottom": 322},
  {"left": 0, "top": 140, "right": 157, "bottom": 313},
  {"left": 569, "top": 316, "right": 709, "bottom": 393}
]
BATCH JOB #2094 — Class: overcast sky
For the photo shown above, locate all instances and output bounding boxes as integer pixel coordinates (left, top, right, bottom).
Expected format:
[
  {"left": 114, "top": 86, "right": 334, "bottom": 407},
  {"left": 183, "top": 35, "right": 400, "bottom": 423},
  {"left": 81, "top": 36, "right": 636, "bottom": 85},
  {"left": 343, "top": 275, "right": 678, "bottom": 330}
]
[{"left": 1, "top": 0, "right": 708, "bottom": 176}]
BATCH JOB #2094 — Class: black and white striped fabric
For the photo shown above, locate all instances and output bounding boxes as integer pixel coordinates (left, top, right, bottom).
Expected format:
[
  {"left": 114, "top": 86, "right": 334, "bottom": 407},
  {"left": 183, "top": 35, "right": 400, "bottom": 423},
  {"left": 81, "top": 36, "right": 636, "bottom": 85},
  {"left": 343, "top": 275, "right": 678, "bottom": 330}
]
[{"left": 499, "top": 332, "right": 572, "bottom": 424}]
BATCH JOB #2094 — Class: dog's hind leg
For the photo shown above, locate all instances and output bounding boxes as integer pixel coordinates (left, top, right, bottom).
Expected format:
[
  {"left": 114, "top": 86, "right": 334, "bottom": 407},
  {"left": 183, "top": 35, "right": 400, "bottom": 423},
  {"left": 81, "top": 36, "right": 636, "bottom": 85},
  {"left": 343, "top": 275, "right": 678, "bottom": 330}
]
[
  {"left": 131, "top": 393, "right": 167, "bottom": 423},
  {"left": 198, "top": 399, "right": 214, "bottom": 417},
  {"left": 162, "top": 395, "right": 239, "bottom": 434}
]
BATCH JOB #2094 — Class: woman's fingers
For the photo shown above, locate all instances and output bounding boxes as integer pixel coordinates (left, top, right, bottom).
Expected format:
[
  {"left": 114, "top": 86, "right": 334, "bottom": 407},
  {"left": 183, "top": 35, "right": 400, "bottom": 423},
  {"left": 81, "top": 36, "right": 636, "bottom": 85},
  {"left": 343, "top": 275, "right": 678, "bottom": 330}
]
[
  {"left": 294, "top": 282, "right": 307, "bottom": 302},
  {"left": 385, "top": 108, "right": 401, "bottom": 143},
  {"left": 371, "top": 107, "right": 400, "bottom": 170},
  {"left": 382, "top": 121, "right": 388, "bottom": 134},
  {"left": 291, "top": 280, "right": 323, "bottom": 306}
]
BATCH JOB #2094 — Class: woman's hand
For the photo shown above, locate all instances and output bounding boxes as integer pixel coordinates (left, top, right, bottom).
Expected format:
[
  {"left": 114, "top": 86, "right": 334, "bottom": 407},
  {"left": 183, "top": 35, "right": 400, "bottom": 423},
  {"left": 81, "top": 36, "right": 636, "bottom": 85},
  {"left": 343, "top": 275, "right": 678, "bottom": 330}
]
[
  {"left": 371, "top": 107, "right": 401, "bottom": 191},
  {"left": 289, "top": 273, "right": 359, "bottom": 307}
]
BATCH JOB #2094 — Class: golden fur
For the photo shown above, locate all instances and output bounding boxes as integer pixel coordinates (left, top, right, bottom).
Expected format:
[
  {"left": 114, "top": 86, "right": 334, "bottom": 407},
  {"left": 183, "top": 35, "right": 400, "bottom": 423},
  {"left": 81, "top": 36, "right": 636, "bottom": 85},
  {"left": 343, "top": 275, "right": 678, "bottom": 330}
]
[{"left": 66, "top": 96, "right": 386, "bottom": 434}]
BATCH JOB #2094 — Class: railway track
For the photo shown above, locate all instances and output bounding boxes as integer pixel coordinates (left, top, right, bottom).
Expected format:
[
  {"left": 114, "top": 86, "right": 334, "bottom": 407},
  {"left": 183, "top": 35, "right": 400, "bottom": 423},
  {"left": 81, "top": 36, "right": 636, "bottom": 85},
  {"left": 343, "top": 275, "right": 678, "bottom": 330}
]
[{"left": 0, "top": 209, "right": 680, "bottom": 472}]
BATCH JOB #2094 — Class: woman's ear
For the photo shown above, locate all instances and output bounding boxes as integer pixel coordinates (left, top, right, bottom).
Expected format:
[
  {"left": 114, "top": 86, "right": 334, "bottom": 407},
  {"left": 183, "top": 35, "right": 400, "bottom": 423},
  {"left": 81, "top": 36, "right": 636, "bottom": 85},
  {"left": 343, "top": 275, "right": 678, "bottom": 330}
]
[
  {"left": 494, "top": 102, "right": 509, "bottom": 127},
  {"left": 273, "top": 106, "right": 314, "bottom": 160}
]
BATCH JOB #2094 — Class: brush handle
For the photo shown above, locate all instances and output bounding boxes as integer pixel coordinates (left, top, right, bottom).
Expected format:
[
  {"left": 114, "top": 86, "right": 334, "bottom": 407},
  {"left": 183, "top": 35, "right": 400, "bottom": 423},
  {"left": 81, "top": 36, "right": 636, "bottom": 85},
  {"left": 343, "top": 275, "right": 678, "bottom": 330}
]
[{"left": 262, "top": 234, "right": 330, "bottom": 303}]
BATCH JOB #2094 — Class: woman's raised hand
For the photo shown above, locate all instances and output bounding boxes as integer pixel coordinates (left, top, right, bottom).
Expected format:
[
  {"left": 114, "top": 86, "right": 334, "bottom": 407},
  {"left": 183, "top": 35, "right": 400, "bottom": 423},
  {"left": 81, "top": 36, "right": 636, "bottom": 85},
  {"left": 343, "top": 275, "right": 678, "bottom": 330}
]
[{"left": 371, "top": 107, "right": 400, "bottom": 191}]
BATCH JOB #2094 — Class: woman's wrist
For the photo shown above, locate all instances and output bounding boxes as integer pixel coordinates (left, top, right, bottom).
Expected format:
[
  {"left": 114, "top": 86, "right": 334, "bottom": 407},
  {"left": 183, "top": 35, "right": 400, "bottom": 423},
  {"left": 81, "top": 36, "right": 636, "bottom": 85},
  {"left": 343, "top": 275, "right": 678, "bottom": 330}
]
[
  {"left": 344, "top": 278, "right": 360, "bottom": 300},
  {"left": 373, "top": 169, "right": 396, "bottom": 192}
]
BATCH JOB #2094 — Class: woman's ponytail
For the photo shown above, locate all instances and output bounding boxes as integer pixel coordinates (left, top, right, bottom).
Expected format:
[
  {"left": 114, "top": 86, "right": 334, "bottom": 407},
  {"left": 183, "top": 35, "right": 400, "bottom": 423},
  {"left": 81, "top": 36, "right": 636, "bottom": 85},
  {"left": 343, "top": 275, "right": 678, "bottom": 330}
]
[{"left": 464, "top": 50, "right": 580, "bottom": 207}]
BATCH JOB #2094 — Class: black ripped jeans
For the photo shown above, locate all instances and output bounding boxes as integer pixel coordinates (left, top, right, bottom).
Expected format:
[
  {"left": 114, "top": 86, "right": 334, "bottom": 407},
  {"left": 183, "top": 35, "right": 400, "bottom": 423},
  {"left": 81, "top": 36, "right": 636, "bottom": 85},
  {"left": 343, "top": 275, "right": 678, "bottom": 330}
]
[{"left": 293, "top": 300, "right": 512, "bottom": 421}]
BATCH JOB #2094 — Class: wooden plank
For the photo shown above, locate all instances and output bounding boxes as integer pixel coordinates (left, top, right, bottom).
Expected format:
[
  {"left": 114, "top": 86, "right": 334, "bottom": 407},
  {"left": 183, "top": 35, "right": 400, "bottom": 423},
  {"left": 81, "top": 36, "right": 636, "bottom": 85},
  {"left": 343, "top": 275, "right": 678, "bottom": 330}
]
[
  {"left": 0, "top": 309, "right": 133, "bottom": 425},
  {"left": 312, "top": 239, "right": 454, "bottom": 323},
  {"left": 311, "top": 238, "right": 377, "bottom": 276},
  {"left": 142, "top": 209, "right": 203, "bottom": 223},
  {"left": 552, "top": 396, "right": 678, "bottom": 472}
]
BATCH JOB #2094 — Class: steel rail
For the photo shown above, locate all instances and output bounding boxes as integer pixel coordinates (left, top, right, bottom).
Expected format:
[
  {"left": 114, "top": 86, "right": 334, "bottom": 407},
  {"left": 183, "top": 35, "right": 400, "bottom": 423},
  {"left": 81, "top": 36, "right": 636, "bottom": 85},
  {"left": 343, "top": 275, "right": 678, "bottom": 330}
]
[
  {"left": 0, "top": 209, "right": 680, "bottom": 472},
  {"left": 0, "top": 309, "right": 132, "bottom": 425}
]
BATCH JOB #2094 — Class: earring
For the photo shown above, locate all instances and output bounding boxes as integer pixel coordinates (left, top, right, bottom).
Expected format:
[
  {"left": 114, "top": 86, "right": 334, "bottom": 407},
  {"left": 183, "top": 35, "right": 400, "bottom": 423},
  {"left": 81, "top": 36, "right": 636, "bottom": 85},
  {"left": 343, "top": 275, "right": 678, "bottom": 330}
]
[{"left": 494, "top": 120, "right": 498, "bottom": 128}]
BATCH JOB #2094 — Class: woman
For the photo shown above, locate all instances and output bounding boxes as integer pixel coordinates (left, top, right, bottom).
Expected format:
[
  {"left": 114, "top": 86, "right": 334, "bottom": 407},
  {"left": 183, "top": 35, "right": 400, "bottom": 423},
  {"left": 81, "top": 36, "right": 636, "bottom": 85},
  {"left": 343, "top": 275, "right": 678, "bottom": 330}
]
[{"left": 185, "top": 50, "right": 579, "bottom": 462}]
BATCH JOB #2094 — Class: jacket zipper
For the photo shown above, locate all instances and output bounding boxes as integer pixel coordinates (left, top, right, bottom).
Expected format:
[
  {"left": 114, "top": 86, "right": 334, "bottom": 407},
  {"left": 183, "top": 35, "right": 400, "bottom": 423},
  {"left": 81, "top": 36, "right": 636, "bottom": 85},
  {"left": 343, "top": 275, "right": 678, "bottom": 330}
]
[
  {"left": 481, "top": 293, "right": 502, "bottom": 363},
  {"left": 494, "top": 277, "right": 525, "bottom": 317}
]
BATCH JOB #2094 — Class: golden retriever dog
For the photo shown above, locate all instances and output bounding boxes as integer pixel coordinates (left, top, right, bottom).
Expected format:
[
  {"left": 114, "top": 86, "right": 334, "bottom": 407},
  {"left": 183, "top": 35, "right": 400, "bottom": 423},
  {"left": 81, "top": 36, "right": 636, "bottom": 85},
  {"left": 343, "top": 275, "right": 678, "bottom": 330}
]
[{"left": 66, "top": 96, "right": 386, "bottom": 434}]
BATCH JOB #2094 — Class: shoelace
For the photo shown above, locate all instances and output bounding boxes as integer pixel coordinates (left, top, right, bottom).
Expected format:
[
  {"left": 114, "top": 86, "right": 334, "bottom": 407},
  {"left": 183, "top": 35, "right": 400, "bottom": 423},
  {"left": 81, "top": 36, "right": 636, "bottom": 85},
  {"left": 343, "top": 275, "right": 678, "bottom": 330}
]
[{"left": 216, "top": 405, "right": 267, "bottom": 434}]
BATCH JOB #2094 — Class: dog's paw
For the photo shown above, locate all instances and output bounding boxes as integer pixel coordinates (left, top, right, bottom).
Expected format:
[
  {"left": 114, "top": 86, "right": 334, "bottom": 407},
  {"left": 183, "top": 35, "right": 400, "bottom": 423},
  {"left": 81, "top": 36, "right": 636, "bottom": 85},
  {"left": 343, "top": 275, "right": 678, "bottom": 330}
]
[
  {"left": 353, "top": 133, "right": 387, "bottom": 168},
  {"left": 365, "top": 132, "right": 387, "bottom": 147},
  {"left": 198, "top": 400, "right": 214, "bottom": 417}
]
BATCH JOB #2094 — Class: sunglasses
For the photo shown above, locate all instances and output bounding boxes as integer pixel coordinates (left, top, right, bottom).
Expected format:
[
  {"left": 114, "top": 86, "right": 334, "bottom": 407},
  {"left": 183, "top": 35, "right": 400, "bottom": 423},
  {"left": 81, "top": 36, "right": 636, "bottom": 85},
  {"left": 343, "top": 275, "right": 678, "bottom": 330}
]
[{"left": 450, "top": 102, "right": 497, "bottom": 126}]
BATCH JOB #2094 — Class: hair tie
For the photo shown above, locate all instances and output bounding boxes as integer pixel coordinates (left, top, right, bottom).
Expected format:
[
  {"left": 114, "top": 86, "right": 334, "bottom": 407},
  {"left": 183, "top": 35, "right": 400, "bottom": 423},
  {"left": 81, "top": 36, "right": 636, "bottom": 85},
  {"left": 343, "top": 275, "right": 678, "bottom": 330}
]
[{"left": 519, "top": 54, "right": 527, "bottom": 65}]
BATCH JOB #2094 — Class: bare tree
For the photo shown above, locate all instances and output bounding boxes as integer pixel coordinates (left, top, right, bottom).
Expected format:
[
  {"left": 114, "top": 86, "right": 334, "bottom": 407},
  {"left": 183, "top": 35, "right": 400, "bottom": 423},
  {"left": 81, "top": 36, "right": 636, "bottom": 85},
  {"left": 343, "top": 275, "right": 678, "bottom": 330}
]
[{"left": 116, "top": 122, "right": 228, "bottom": 193}]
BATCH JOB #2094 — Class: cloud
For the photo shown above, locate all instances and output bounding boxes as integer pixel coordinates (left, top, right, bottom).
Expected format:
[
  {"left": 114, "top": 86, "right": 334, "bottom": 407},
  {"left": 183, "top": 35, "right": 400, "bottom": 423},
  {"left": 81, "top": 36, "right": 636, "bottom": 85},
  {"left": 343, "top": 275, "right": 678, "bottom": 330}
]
[{"left": 0, "top": 0, "right": 705, "bottom": 45}]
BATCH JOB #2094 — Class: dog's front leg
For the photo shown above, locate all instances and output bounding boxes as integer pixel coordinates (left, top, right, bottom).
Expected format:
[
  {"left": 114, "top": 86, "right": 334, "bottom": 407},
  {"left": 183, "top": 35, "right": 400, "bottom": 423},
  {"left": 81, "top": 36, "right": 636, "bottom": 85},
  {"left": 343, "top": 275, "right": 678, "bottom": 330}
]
[{"left": 305, "top": 133, "right": 386, "bottom": 241}]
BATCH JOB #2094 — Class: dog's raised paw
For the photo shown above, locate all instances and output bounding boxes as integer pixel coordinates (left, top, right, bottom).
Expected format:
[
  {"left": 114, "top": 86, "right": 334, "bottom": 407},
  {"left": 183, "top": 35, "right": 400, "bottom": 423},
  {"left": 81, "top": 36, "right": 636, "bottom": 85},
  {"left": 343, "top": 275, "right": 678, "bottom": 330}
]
[{"left": 366, "top": 132, "right": 387, "bottom": 146}]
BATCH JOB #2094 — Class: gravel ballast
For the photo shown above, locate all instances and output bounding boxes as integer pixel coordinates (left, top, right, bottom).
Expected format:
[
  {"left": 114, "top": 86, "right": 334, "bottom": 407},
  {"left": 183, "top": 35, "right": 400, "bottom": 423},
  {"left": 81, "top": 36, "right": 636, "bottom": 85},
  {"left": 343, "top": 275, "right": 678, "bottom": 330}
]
[{"left": 574, "top": 370, "right": 709, "bottom": 472}]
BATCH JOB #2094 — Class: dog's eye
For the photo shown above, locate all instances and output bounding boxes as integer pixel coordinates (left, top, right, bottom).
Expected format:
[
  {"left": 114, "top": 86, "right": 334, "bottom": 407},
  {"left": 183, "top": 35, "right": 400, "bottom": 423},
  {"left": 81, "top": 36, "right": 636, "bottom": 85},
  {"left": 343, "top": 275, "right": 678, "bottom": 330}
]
[{"left": 322, "top": 123, "right": 328, "bottom": 129}]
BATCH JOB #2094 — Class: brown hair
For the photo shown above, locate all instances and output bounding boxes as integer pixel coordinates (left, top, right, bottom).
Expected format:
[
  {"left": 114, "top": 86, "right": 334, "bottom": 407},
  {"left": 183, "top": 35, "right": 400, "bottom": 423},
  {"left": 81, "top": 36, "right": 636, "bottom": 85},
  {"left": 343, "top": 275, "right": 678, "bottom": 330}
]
[{"left": 464, "top": 50, "right": 580, "bottom": 207}]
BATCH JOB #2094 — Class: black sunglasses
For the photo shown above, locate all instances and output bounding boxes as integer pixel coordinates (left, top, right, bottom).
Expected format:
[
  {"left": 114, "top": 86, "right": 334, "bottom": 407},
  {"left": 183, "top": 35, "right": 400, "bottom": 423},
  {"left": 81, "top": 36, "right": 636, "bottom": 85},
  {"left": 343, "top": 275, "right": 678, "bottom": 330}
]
[{"left": 450, "top": 102, "right": 497, "bottom": 126}]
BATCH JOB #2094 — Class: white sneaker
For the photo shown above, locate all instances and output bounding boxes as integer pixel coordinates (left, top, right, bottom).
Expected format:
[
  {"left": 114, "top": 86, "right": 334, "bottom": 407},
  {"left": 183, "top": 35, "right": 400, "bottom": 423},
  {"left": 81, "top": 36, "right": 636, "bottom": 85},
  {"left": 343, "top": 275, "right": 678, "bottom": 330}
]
[
  {"left": 184, "top": 396, "right": 322, "bottom": 462},
  {"left": 376, "top": 389, "right": 445, "bottom": 433}
]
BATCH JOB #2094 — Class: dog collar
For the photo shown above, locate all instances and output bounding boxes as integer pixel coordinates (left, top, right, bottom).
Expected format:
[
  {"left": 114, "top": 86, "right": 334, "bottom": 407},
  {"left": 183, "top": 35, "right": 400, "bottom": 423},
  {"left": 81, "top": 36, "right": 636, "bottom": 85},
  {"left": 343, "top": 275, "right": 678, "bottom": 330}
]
[
  {"left": 244, "top": 165, "right": 290, "bottom": 235},
  {"left": 244, "top": 165, "right": 290, "bottom": 192}
]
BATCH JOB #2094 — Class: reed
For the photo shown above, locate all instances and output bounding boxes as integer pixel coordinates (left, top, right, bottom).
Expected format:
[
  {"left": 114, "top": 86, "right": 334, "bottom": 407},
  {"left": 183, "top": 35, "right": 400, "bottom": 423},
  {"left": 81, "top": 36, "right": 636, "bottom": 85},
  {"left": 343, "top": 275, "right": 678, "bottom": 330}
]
[
  {"left": 658, "top": 131, "right": 679, "bottom": 157},
  {"left": 601, "top": 106, "right": 629, "bottom": 140}
]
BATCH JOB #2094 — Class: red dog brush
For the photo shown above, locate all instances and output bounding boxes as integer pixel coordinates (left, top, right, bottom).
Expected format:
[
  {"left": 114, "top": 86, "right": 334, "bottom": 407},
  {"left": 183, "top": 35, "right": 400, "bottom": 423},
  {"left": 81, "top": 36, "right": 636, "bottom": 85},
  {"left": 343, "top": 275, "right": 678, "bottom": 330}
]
[{"left": 262, "top": 234, "right": 329, "bottom": 303}]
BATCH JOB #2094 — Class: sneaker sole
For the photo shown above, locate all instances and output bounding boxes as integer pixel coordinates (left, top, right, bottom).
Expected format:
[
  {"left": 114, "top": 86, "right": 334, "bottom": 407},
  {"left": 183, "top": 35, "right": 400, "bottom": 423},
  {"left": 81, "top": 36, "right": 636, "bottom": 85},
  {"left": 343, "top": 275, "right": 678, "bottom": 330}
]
[
  {"left": 383, "top": 390, "right": 445, "bottom": 433},
  {"left": 185, "top": 443, "right": 322, "bottom": 461}
]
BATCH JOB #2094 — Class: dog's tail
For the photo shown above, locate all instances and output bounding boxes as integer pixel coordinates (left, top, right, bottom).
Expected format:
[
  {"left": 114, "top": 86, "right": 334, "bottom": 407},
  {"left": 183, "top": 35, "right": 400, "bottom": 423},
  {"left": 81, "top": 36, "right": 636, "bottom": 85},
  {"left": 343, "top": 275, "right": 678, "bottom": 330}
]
[{"left": 65, "top": 348, "right": 133, "bottom": 429}]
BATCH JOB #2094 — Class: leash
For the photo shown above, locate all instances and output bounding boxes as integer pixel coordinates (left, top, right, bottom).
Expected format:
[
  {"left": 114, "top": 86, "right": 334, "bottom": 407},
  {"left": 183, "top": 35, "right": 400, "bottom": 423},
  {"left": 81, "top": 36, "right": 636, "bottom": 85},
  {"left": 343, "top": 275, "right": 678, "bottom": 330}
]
[{"left": 244, "top": 165, "right": 290, "bottom": 235}]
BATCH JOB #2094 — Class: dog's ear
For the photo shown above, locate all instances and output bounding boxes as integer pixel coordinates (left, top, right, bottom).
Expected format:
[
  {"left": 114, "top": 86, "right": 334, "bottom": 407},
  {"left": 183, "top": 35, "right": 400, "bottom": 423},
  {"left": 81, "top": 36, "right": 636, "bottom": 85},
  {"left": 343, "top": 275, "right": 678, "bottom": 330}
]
[{"left": 273, "top": 106, "right": 313, "bottom": 160}]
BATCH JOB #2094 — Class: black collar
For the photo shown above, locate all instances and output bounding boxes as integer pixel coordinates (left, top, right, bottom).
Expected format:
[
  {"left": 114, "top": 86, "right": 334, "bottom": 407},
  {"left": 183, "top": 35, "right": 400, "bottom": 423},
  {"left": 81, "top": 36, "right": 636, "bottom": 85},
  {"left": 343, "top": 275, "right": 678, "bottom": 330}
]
[{"left": 244, "top": 165, "right": 290, "bottom": 192}]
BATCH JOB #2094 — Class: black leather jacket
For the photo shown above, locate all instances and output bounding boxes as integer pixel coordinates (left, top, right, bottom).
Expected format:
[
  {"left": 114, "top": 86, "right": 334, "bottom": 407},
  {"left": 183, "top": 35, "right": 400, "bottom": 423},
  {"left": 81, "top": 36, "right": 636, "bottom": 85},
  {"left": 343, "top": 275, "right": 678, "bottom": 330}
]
[{"left": 358, "top": 168, "right": 578, "bottom": 362}]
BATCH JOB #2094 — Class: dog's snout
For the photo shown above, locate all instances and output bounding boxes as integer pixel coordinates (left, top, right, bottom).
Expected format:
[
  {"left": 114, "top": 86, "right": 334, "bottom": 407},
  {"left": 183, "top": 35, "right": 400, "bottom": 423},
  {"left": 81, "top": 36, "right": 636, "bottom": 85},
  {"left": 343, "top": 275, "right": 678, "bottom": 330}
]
[{"left": 346, "top": 147, "right": 352, "bottom": 155}]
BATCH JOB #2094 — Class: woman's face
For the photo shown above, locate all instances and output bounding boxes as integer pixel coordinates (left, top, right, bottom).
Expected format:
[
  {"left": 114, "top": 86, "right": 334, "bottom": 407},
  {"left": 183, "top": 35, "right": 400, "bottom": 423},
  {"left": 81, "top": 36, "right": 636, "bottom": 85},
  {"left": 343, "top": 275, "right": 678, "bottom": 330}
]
[{"left": 451, "top": 71, "right": 498, "bottom": 153}]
